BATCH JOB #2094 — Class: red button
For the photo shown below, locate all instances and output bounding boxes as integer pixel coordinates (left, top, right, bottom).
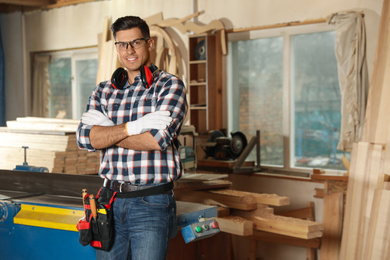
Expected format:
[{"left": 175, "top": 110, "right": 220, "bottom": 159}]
[{"left": 211, "top": 220, "right": 219, "bottom": 229}]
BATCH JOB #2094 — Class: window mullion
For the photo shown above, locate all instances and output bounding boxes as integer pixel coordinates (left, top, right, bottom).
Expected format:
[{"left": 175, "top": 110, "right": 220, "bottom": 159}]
[
  {"left": 283, "top": 33, "right": 291, "bottom": 170},
  {"left": 71, "top": 57, "right": 77, "bottom": 119}
]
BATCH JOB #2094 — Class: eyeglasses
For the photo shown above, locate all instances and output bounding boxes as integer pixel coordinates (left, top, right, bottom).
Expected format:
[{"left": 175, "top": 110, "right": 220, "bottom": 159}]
[{"left": 114, "top": 38, "right": 149, "bottom": 51}]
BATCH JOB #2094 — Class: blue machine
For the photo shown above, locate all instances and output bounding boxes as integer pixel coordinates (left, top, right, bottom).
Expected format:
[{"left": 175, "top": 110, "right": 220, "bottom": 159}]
[
  {"left": 0, "top": 197, "right": 96, "bottom": 260},
  {"left": 0, "top": 170, "right": 220, "bottom": 259}
]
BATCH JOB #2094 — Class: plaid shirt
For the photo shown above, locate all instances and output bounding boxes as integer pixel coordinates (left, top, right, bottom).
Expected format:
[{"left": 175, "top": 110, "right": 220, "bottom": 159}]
[{"left": 77, "top": 65, "right": 188, "bottom": 184}]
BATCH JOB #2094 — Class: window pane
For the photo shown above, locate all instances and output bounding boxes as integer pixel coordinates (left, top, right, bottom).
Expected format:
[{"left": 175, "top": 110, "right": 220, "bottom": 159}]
[
  {"left": 48, "top": 58, "right": 72, "bottom": 118},
  {"left": 230, "top": 37, "right": 284, "bottom": 166},
  {"left": 292, "top": 31, "right": 349, "bottom": 170},
  {"left": 75, "top": 58, "right": 98, "bottom": 118}
]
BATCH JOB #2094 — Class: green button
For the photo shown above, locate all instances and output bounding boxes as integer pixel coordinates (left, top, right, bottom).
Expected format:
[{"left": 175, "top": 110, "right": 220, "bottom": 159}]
[{"left": 195, "top": 226, "right": 202, "bottom": 233}]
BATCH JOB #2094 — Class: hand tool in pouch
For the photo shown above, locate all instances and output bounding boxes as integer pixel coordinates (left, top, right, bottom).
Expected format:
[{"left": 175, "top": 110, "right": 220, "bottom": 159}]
[{"left": 76, "top": 187, "right": 117, "bottom": 251}]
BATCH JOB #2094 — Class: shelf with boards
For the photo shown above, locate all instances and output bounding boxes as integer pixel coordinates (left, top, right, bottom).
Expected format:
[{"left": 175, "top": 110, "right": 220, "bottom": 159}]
[
  {"left": 188, "top": 34, "right": 208, "bottom": 134},
  {"left": 188, "top": 32, "right": 223, "bottom": 158}
]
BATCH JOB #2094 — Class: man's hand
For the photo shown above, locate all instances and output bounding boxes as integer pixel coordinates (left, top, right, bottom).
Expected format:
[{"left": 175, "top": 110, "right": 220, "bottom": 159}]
[
  {"left": 81, "top": 110, "right": 115, "bottom": 126},
  {"left": 125, "top": 111, "right": 172, "bottom": 136}
]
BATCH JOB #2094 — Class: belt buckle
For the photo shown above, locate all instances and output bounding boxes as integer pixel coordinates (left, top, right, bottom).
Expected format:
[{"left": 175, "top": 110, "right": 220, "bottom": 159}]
[{"left": 119, "top": 182, "right": 124, "bottom": 192}]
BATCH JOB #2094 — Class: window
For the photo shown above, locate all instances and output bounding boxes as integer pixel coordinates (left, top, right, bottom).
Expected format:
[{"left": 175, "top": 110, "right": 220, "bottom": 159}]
[
  {"left": 44, "top": 48, "right": 98, "bottom": 119},
  {"left": 228, "top": 24, "right": 350, "bottom": 173}
]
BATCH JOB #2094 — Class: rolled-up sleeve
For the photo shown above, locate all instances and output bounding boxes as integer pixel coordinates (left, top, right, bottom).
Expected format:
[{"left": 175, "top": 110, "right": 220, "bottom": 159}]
[
  {"left": 76, "top": 123, "right": 95, "bottom": 151},
  {"left": 151, "top": 76, "right": 188, "bottom": 150},
  {"left": 76, "top": 83, "right": 107, "bottom": 152}
]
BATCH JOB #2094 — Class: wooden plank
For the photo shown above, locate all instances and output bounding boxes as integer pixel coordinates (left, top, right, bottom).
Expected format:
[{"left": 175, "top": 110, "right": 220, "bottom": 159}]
[
  {"left": 368, "top": 189, "right": 390, "bottom": 260},
  {"left": 176, "top": 189, "right": 258, "bottom": 210},
  {"left": 15, "top": 117, "right": 80, "bottom": 124},
  {"left": 217, "top": 206, "right": 230, "bottom": 217},
  {"left": 208, "top": 189, "right": 289, "bottom": 206},
  {"left": 278, "top": 202, "right": 315, "bottom": 220},
  {"left": 314, "top": 188, "right": 324, "bottom": 198},
  {"left": 233, "top": 208, "right": 323, "bottom": 239},
  {"left": 96, "top": 17, "right": 110, "bottom": 84},
  {"left": 250, "top": 230, "right": 321, "bottom": 248},
  {"left": 340, "top": 142, "right": 384, "bottom": 259},
  {"left": 339, "top": 142, "right": 368, "bottom": 259},
  {"left": 320, "top": 192, "right": 344, "bottom": 260},
  {"left": 180, "top": 173, "right": 228, "bottom": 182},
  {"left": 0, "top": 132, "right": 73, "bottom": 151},
  {"left": 197, "top": 159, "right": 255, "bottom": 168},
  {"left": 358, "top": 144, "right": 384, "bottom": 259},
  {"left": 6, "top": 120, "right": 78, "bottom": 132},
  {"left": 363, "top": 189, "right": 383, "bottom": 260},
  {"left": 215, "top": 216, "right": 253, "bottom": 236},
  {"left": 144, "top": 12, "right": 164, "bottom": 26},
  {"left": 280, "top": 206, "right": 314, "bottom": 220},
  {"left": 362, "top": 0, "right": 390, "bottom": 144},
  {"left": 185, "top": 20, "right": 225, "bottom": 34}
]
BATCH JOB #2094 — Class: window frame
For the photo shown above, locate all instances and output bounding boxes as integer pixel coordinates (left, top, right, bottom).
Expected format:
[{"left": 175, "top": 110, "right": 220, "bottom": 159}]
[
  {"left": 36, "top": 47, "right": 98, "bottom": 119},
  {"left": 227, "top": 22, "right": 345, "bottom": 176},
  {"left": 71, "top": 50, "right": 99, "bottom": 119}
]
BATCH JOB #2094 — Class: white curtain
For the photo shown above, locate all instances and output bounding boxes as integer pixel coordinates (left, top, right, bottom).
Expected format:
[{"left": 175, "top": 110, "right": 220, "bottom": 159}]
[
  {"left": 32, "top": 55, "right": 51, "bottom": 117},
  {"left": 327, "top": 12, "right": 369, "bottom": 152}
]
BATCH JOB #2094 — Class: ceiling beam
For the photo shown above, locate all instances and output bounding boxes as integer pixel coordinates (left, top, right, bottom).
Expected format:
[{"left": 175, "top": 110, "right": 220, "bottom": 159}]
[
  {"left": 0, "top": 0, "right": 51, "bottom": 6},
  {"left": 47, "top": 0, "right": 97, "bottom": 9}
]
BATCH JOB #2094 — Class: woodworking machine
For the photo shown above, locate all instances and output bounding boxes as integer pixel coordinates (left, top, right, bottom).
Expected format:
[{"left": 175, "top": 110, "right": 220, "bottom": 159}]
[{"left": 0, "top": 170, "right": 219, "bottom": 259}]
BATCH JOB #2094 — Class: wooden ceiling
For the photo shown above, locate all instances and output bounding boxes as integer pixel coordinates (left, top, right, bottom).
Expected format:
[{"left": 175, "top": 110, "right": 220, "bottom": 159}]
[{"left": 0, "top": 0, "right": 100, "bottom": 13}]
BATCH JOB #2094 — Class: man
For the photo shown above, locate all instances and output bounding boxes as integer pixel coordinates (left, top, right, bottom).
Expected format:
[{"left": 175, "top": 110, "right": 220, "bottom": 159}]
[{"left": 77, "top": 16, "right": 187, "bottom": 260}]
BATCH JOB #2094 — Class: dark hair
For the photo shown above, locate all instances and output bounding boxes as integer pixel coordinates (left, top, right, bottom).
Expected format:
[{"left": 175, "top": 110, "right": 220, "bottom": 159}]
[{"left": 110, "top": 16, "right": 150, "bottom": 40}]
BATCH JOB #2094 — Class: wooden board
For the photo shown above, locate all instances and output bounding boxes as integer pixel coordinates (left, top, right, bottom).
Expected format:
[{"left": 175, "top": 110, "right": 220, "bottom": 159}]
[
  {"left": 180, "top": 173, "right": 228, "bottom": 181},
  {"left": 208, "top": 189, "right": 290, "bottom": 206},
  {"left": 362, "top": 0, "right": 390, "bottom": 144},
  {"left": 320, "top": 192, "right": 344, "bottom": 260},
  {"left": 367, "top": 189, "right": 390, "bottom": 260},
  {"left": 250, "top": 230, "right": 321, "bottom": 249},
  {"left": 176, "top": 189, "right": 257, "bottom": 210},
  {"left": 233, "top": 208, "right": 323, "bottom": 239},
  {"left": 340, "top": 142, "right": 384, "bottom": 259},
  {"left": 197, "top": 159, "right": 255, "bottom": 168},
  {"left": 216, "top": 216, "right": 253, "bottom": 236}
]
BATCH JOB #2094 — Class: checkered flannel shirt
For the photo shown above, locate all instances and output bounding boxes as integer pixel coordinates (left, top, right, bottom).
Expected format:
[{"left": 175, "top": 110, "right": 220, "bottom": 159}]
[{"left": 76, "top": 66, "right": 188, "bottom": 184}]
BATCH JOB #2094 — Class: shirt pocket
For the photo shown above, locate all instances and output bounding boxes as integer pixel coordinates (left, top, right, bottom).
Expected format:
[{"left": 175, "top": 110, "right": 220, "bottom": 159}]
[
  {"left": 133, "top": 93, "right": 156, "bottom": 114},
  {"left": 107, "top": 100, "right": 126, "bottom": 123}
]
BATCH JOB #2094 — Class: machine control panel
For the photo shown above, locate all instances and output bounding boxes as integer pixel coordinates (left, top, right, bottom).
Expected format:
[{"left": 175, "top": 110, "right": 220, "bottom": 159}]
[{"left": 181, "top": 218, "right": 220, "bottom": 243}]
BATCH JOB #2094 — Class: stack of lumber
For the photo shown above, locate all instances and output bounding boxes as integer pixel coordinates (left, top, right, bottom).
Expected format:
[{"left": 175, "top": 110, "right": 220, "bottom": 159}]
[
  {"left": 0, "top": 117, "right": 99, "bottom": 175},
  {"left": 339, "top": 1, "right": 390, "bottom": 259},
  {"left": 175, "top": 181, "right": 323, "bottom": 240}
]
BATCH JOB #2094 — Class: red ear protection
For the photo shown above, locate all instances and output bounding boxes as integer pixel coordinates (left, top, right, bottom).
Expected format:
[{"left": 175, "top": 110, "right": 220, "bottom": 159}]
[
  {"left": 111, "top": 67, "right": 128, "bottom": 90},
  {"left": 140, "top": 65, "right": 154, "bottom": 89},
  {"left": 111, "top": 66, "right": 157, "bottom": 90}
]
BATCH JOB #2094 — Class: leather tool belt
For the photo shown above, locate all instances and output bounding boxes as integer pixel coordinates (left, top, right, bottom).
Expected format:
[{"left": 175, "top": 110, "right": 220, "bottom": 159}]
[{"left": 103, "top": 179, "right": 173, "bottom": 198}]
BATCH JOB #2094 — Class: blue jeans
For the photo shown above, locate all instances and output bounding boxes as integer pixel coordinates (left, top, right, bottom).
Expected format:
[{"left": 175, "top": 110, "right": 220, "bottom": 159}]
[{"left": 96, "top": 191, "right": 177, "bottom": 260}]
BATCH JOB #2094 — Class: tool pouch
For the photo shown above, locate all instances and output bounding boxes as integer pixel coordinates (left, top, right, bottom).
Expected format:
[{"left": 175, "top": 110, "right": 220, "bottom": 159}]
[{"left": 76, "top": 187, "right": 117, "bottom": 251}]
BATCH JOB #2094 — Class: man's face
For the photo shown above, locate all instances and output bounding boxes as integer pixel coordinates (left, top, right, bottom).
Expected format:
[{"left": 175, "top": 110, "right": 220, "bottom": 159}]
[{"left": 115, "top": 27, "right": 153, "bottom": 80}]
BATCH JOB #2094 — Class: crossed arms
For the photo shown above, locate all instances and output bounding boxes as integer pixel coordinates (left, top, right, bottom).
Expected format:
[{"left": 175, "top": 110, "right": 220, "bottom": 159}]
[{"left": 80, "top": 110, "right": 172, "bottom": 151}]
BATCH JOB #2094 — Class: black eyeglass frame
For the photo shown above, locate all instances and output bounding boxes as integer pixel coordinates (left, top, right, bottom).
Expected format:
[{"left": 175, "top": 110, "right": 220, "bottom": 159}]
[{"left": 114, "top": 38, "right": 150, "bottom": 50}]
